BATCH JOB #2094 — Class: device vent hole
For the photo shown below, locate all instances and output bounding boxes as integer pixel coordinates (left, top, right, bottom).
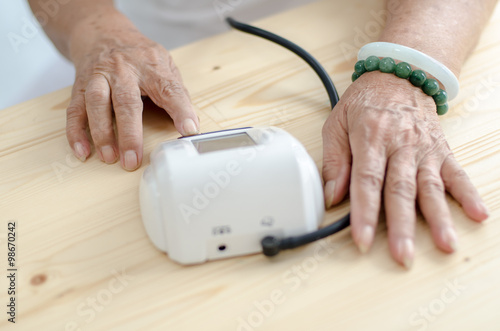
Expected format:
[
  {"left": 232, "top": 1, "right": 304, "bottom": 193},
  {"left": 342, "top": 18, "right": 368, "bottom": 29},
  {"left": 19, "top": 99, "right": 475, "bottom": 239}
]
[{"left": 218, "top": 245, "right": 227, "bottom": 251}]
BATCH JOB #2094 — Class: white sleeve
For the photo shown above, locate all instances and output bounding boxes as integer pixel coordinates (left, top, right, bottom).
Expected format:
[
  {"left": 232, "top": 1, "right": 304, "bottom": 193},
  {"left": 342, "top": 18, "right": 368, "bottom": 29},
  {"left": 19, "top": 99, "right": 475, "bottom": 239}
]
[{"left": 115, "top": 0, "right": 317, "bottom": 49}]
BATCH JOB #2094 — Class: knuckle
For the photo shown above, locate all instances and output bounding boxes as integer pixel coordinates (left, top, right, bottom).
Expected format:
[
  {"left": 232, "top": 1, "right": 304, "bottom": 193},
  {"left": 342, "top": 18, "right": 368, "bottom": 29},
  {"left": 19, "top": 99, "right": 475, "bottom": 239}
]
[
  {"left": 105, "top": 52, "right": 125, "bottom": 67},
  {"left": 116, "top": 121, "right": 142, "bottom": 144},
  {"left": 393, "top": 128, "right": 420, "bottom": 149},
  {"left": 72, "top": 76, "right": 86, "bottom": 93},
  {"left": 113, "top": 89, "right": 141, "bottom": 108},
  {"left": 322, "top": 154, "right": 345, "bottom": 171},
  {"left": 85, "top": 86, "right": 109, "bottom": 101},
  {"left": 365, "top": 115, "right": 385, "bottom": 129},
  {"left": 451, "top": 168, "right": 469, "bottom": 181},
  {"left": 66, "top": 103, "right": 85, "bottom": 126},
  {"left": 387, "top": 177, "right": 416, "bottom": 200},
  {"left": 118, "top": 131, "right": 142, "bottom": 149},
  {"left": 322, "top": 114, "right": 347, "bottom": 140},
  {"left": 354, "top": 117, "right": 385, "bottom": 140},
  {"left": 443, "top": 167, "right": 470, "bottom": 192},
  {"left": 66, "top": 104, "right": 81, "bottom": 119},
  {"left": 419, "top": 174, "right": 445, "bottom": 196},
  {"left": 143, "top": 42, "right": 165, "bottom": 60},
  {"left": 138, "top": 51, "right": 159, "bottom": 66},
  {"left": 90, "top": 125, "right": 113, "bottom": 144},
  {"left": 357, "top": 168, "right": 384, "bottom": 191},
  {"left": 159, "top": 79, "right": 185, "bottom": 98},
  {"left": 65, "top": 106, "right": 86, "bottom": 141}
]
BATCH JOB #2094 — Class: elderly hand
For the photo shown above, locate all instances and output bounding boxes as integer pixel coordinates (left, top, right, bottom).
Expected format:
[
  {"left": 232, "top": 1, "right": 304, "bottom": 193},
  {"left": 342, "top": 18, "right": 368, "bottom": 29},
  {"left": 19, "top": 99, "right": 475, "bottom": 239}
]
[
  {"left": 66, "top": 10, "right": 199, "bottom": 170},
  {"left": 321, "top": 71, "right": 489, "bottom": 267}
]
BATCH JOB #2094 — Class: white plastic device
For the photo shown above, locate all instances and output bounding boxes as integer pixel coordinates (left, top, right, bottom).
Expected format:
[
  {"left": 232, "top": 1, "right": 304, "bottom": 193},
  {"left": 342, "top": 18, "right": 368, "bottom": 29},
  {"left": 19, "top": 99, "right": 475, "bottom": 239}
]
[{"left": 139, "top": 126, "right": 324, "bottom": 265}]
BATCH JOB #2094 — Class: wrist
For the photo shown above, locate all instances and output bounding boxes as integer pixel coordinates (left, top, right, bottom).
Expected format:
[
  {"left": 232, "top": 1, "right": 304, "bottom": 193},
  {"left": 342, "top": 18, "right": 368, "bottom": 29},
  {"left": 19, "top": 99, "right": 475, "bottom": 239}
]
[
  {"left": 68, "top": 9, "right": 139, "bottom": 63},
  {"left": 357, "top": 43, "right": 458, "bottom": 100},
  {"left": 378, "top": 35, "right": 462, "bottom": 78},
  {"left": 353, "top": 71, "right": 436, "bottom": 113}
]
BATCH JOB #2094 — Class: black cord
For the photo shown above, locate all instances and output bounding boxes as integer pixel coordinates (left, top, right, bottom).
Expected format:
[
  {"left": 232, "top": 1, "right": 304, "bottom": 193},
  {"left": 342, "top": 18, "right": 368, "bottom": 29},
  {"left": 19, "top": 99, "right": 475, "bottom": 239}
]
[
  {"left": 226, "top": 17, "right": 350, "bottom": 257},
  {"left": 260, "top": 214, "right": 350, "bottom": 257},
  {"left": 226, "top": 17, "right": 339, "bottom": 110}
]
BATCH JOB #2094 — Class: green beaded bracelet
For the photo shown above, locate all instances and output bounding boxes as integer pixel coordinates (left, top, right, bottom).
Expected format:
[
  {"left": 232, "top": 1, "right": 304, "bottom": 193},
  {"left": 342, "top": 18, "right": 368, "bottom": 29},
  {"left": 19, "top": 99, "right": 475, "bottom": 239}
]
[
  {"left": 379, "top": 57, "right": 396, "bottom": 73},
  {"left": 409, "top": 70, "right": 426, "bottom": 87},
  {"left": 352, "top": 57, "right": 448, "bottom": 115},
  {"left": 364, "top": 56, "right": 380, "bottom": 71},
  {"left": 422, "top": 79, "right": 440, "bottom": 96},
  {"left": 395, "top": 62, "right": 412, "bottom": 79}
]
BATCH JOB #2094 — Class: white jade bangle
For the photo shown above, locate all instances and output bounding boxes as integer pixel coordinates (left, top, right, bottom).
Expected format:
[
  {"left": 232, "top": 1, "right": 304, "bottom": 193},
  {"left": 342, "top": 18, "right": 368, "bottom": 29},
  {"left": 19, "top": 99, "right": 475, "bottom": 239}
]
[{"left": 358, "top": 42, "right": 459, "bottom": 100}]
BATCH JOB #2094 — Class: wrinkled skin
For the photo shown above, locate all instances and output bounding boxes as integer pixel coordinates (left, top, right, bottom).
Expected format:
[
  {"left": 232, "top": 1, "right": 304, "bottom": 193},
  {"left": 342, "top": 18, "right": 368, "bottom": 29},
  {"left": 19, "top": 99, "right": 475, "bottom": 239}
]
[
  {"left": 66, "top": 13, "right": 199, "bottom": 170},
  {"left": 321, "top": 71, "right": 489, "bottom": 267}
]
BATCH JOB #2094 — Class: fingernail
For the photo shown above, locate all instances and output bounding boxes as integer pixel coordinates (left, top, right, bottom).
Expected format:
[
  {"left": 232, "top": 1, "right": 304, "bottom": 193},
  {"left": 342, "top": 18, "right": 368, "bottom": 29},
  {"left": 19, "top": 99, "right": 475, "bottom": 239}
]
[
  {"left": 397, "top": 238, "right": 414, "bottom": 269},
  {"left": 476, "top": 201, "right": 489, "bottom": 218},
  {"left": 324, "top": 180, "right": 336, "bottom": 209},
  {"left": 403, "top": 256, "right": 413, "bottom": 269},
  {"left": 101, "top": 145, "right": 117, "bottom": 164},
  {"left": 123, "top": 150, "right": 138, "bottom": 171},
  {"left": 74, "top": 142, "right": 87, "bottom": 162},
  {"left": 441, "top": 227, "right": 458, "bottom": 252},
  {"left": 182, "top": 118, "right": 199, "bottom": 136},
  {"left": 357, "top": 225, "right": 374, "bottom": 254}
]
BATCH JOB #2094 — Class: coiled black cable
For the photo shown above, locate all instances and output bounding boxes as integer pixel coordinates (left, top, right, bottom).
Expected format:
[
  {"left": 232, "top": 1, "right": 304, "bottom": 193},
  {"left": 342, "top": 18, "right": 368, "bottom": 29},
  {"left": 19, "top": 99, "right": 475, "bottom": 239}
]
[{"left": 226, "top": 17, "right": 350, "bottom": 257}]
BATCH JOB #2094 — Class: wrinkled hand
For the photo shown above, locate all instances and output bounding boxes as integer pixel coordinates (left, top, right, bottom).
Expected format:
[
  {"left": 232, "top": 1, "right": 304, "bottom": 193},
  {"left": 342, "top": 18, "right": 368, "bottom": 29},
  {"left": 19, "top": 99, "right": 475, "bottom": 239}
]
[
  {"left": 322, "top": 71, "right": 489, "bottom": 267},
  {"left": 67, "top": 11, "right": 199, "bottom": 170}
]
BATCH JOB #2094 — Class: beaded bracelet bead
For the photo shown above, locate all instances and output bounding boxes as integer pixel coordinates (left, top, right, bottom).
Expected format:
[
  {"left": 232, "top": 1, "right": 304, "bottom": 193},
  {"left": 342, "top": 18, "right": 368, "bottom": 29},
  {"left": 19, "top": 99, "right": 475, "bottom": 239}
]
[{"left": 351, "top": 56, "right": 449, "bottom": 115}]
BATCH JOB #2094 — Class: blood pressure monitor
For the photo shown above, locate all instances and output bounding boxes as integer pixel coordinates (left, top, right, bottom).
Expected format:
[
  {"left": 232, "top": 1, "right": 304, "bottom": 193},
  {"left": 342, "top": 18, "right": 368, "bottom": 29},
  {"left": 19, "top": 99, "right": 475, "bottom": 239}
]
[
  {"left": 139, "top": 127, "right": 324, "bottom": 265},
  {"left": 138, "top": 17, "right": 351, "bottom": 265}
]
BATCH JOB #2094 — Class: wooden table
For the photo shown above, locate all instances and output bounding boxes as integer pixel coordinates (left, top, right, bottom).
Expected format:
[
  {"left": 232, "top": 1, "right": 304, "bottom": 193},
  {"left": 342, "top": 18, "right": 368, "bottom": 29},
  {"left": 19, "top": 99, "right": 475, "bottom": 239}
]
[{"left": 1, "top": 1, "right": 500, "bottom": 330}]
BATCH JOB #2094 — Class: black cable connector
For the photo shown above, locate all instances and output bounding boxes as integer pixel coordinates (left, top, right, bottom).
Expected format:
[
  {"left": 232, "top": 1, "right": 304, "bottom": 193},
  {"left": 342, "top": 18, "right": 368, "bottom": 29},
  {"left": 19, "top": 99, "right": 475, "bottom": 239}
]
[
  {"left": 261, "top": 214, "right": 350, "bottom": 257},
  {"left": 226, "top": 17, "right": 350, "bottom": 257}
]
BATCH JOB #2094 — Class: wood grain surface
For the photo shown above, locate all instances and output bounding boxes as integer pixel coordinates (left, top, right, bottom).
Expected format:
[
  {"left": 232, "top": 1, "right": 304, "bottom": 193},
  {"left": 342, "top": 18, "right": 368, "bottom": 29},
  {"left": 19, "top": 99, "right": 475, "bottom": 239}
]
[{"left": 1, "top": 0, "right": 499, "bottom": 330}]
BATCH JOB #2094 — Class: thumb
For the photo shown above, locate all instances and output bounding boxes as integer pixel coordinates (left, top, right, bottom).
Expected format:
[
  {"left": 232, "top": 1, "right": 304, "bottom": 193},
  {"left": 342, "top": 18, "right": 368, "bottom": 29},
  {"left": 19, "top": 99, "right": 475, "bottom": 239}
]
[{"left": 322, "top": 108, "right": 351, "bottom": 208}]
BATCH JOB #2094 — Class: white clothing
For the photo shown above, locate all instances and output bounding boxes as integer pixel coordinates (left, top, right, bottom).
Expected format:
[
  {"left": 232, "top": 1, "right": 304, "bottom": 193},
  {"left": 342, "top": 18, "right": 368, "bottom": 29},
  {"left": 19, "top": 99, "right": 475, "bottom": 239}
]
[{"left": 115, "top": 0, "right": 316, "bottom": 49}]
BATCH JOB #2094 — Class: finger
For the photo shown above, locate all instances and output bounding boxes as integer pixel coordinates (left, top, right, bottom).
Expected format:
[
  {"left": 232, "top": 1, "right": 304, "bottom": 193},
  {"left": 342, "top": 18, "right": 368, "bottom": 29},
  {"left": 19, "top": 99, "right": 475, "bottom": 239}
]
[
  {"left": 441, "top": 155, "right": 489, "bottom": 221},
  {"left": 322, "top": 108, "right": 351, "bottom": 208},
  {"left": 417, "top": 159, "right": 458, "bottom": 253},
  {"left": 85, "top": 74, "right": 118, "bottom": 164},
  {"left": 111, "top": 76, "right": 144, "bottom": 171},
  {"left": 349, "top": 140, "right": 387, "bottom": 254},
  {"left": 66, "top": 79, "right": 91, "bottom": 162},
  {"left": 384, "top": 149, "right": 417, "bottom": 268},
  {"left": 142, "top": 62, "right": 199, "bottom": 136}
]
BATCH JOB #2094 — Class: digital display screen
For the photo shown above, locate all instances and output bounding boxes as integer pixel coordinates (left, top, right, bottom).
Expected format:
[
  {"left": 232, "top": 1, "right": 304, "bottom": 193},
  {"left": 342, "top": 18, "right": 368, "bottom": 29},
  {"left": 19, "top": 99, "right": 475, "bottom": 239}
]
[{"left": 192, "top": 133, "right": 256, "bottom": 154}]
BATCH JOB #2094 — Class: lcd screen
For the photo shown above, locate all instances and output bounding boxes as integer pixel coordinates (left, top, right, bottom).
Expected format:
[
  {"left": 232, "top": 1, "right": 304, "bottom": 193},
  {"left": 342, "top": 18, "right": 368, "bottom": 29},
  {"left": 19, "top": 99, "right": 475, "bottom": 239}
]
[{"left": 193, "top": 133, "right": 256, "bottom": 154}]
